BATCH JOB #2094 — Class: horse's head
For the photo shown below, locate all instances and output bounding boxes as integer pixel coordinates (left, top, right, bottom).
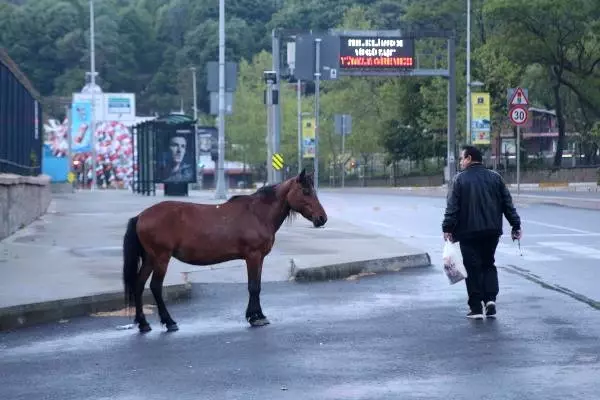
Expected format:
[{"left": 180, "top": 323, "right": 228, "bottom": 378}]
[{"left": 286, "top": 168, "right": 328, "bottom": 228}]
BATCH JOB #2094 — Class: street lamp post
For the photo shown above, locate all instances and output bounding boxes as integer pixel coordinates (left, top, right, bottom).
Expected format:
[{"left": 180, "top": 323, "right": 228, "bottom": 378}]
[
  {"left": 466, "top": 0, "right": 471, "bottom": 145},
  {"left": 191, "top": 66, "right": 199, "bottom": 185},
  {"left": 191, "top": 67, "right": 198, "bottom": 122},
  {"left": 89, "top": 0, "right": 97, "bottom": 190},
  {"left": 215, "top": 0, "right": 227, "bottom": 199}
]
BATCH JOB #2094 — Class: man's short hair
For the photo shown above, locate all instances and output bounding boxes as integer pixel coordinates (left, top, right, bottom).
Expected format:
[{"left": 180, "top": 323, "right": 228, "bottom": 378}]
[{"left": 461, "top": 145, "right": 483, "bottom": 162}]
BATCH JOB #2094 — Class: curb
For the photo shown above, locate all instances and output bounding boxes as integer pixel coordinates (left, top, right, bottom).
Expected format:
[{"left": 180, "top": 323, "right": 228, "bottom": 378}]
[
  {"left": 0, "top": 283, "right": 192, "bottom": 332},
  {"left": 290, "top": 253, "right": 432, "bottom": 282},
  {"left": 516, "top": 195, "right": 600, "bottom": 211},
  {"left": 375, "top": 188, "right": 600, "bottom": 211}
]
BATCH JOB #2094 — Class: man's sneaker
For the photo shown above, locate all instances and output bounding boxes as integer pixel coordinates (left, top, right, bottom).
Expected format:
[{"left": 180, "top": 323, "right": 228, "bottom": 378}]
[
  {"left": 485, "top": 301, "right": 497, "bottom": 318},
  {"left": 466, "top": 311, "right": 484, "bottom": 320}
]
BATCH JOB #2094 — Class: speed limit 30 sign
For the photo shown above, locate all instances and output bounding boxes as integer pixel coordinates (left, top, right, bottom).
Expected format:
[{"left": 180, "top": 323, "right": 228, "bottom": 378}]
[{"left": 509, "top": 105, "right": 528, "bottom": 126}]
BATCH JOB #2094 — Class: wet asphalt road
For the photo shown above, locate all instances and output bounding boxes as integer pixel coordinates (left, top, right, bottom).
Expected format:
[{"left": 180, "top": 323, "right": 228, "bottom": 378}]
[
  {"left": 318, "top": 189, "right": 600, "bottom": 305},
  {"left": 2, "top": 267, "right": 600, "bottom": 400}
]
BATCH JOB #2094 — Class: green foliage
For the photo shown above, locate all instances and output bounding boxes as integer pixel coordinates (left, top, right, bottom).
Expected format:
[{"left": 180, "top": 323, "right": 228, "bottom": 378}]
[
  {"left": 2, "top": 0, "right": 600, "bottom": 171},
  {"left": 483, "top": 0, "right": 600, "bottom": 166}
]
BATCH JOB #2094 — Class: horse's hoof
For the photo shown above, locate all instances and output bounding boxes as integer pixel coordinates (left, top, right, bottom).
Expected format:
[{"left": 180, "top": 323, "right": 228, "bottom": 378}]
[
  {"left": 166, "top": 323, "right": 179, "bottom": 332},
  {"left": 249, "top": 317, "right": 270, "bottom": 327},
  {"left": 138, "top": 324, "right": 152, "bottom": 333}
]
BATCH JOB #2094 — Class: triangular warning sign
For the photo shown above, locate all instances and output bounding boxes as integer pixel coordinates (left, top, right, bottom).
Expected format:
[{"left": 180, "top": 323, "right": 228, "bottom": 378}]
[{"left": 509, "top": 87, "right": 529, "bottom": 106}]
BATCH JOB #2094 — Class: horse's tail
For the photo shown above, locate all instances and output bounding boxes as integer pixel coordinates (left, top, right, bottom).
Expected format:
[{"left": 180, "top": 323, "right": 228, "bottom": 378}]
[{"left": 123, "top": 216, "right": 144, "bottom": 306}]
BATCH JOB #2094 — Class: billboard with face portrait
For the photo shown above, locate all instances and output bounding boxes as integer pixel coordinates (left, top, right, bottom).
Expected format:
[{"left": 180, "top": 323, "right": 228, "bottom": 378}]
[{"left": 155, "top": 128, "right": 197, "bottom": 183}]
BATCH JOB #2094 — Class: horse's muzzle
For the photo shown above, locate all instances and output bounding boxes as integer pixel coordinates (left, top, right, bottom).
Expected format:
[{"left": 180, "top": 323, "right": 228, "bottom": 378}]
[{"left": 313, "top": 215, "right": 327, "bottom": 228}]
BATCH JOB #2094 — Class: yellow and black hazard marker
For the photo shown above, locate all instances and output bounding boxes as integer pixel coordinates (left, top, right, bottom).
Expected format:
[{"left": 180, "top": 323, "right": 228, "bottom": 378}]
[{"left": 272, "top": 153, "right": 284, "bottom": 170}]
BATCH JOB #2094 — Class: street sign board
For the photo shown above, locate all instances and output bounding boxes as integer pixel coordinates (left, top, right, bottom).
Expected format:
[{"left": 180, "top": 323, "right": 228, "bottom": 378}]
[
  {"left": 206, "top": 61, "right": 238, "bottom": 92},
  {"left": 209, "top": 92, "right": 234, "bottom": 115},
  {"left": 294, "top": 33, "right": 340, "bottom": 81},
  {"left": 272, "top": 153, "right": 284, "bottom": 170},
  {"left": 509, "top": 105, "right": 528, "bottom": 126},
  {"left": 507, "top": 87, "right": 529, "bottom": 107},
  {"left": 334, "top": 114, "right": 352, "bottom": 135}
]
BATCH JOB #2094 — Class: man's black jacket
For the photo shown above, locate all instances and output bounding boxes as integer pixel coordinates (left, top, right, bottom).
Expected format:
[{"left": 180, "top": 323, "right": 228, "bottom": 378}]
[{"left": 442, "top": 163, "right": 521, "bottom": 241}]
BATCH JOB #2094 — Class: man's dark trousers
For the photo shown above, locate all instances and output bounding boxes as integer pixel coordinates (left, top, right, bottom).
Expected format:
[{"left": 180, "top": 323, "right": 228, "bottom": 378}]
[{"left": 459, "top": 234, "right": 501, "bottom": 312}]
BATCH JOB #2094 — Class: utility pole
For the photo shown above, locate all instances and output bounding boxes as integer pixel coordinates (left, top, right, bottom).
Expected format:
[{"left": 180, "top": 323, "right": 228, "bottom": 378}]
[
  {"left": 447, "top": 35, "right": 457, "bottom": 184},
  {"left": 466, "top": 0, "right": 472, "bottom": 145},
  {"left": 191, "top": 67, "right": 198, "bottom": 122},
  {"left": 271, "top": 30, "right": 282, "bottom": 183},
  {"left": 314, "top": 38, "right": 321, "bottom": 191},
  {"left": 297, "top": 79, "right": 302, "bottom": 173},
  {"left": 191, "top": 66, "right": 199, "bottom": 184},
  {"left": 89, "top": 0, "right": 97, "bottom": 191},
  {"left": 341, "top": 116, "right": 346, "bottom": 188},
  {"left": 265, "top": 72, "right": 274, "bottom": 184},
  {"left": 215, "top": 0, "right": 227, "bottom": 199}
]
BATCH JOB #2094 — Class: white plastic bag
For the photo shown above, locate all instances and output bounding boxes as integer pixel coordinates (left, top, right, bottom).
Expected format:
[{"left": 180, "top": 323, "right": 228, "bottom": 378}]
[{"left": 442, "top": 240, "right": 468, "bottom": 284}]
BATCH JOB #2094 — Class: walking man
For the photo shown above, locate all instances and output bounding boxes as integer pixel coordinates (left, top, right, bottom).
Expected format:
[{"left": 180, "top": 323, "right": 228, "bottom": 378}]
[{"left": 442, "top": 145, "right": 522, "bottom": 319}]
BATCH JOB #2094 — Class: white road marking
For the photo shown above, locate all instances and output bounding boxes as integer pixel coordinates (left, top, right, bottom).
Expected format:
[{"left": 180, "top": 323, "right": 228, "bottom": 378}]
[
  {"left": 365, "top": 221, "right": 394, "bottom": 228},
  {"left": 536, "top": 241, "right": 600, "bottom": 259},
  {"left": 519, "top": 233, "right": 600, "bottom": 237},
  {"left": 525, "top": 219, "right": 597, "bottom": 234},
  {"left": 363, "top": 220, "right": 417, "bottom": 236},
  {"left": 496, "top": 242, "right": 561, "bottom": 262}
]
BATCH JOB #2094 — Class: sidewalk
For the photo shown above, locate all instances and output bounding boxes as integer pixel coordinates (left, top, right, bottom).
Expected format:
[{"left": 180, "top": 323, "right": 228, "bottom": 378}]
[{"left": 0, "top": 189, "right": 430, "bottom": 331}]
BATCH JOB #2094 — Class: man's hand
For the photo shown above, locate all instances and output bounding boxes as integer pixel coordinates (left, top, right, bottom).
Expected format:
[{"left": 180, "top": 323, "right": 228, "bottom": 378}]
[
  {"left": 443, "top": 232, "right": 454, "bottom": 242},
  {"left": 511, "top": 229, "right": 522, "bottom": 240}
]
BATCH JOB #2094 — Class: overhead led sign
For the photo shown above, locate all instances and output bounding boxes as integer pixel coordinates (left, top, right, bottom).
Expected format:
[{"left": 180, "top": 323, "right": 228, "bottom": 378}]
[{"left": 339, "top": 36, "right": 415, "bottom": 69}]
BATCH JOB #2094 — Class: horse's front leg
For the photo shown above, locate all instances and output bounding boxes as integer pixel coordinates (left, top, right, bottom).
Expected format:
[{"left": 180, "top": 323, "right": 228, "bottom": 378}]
[{"left": 245, "top": 251, "right": 269, "bottom": 327}]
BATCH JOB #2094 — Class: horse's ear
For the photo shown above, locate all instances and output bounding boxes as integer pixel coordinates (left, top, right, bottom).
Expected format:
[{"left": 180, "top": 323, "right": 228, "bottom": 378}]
[{"left": 298, "top": 168, "right": 306, "bottom": 183}]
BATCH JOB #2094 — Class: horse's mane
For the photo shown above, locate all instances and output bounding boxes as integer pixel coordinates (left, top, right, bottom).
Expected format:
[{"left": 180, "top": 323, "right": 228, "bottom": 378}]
[
  {"left": 226, "top": 183, "right": 297, "bottom": 222},
  {"left": 226, "top": 184, "right": 279, "bottom": 203}
]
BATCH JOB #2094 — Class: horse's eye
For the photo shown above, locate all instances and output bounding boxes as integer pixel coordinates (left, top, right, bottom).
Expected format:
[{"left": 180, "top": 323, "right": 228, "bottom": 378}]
[{"left": 302, "top": 188, "right": 311, "bottom": 196}]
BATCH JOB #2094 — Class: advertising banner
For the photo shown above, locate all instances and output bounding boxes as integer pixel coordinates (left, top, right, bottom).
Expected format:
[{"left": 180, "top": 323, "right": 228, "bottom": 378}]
[
  {"left": 155, "top": 129, "right": 197, "bottom": 183},
  {"left": 471, "top": 92, "right": 491, "bottom": 145},
  {"left": 70, "top": 101, "right": 93, "bottom": 152},
  {"left": 302, "top": 117, "right": 316, "bottom": 159}
]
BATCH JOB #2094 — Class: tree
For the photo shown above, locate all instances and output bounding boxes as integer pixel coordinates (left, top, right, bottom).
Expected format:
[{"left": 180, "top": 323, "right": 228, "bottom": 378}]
[
  {"left": 483, "top": 0, "right": 600, "bottom": 168},
  {"left": 225, "top": 51, "right": 270, "bottom": 167},
  {"left": 379, "top": 121, "right": 425, "bottom": 171}
]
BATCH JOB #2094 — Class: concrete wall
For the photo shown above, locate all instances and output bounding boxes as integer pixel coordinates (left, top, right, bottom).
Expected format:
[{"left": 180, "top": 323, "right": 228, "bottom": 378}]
[{"left": 0, "top": 174, "right": 52, "bottom": 241}]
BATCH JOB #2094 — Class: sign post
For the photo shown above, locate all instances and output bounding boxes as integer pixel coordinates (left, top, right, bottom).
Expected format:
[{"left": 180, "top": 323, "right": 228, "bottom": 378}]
[
  {"left": 263, "top": 71, "right": 277, "bottom": 183},
  {"left": 314, "top": 38, "right": 322, "bottom": 191},
  {"left": 508, "top": 87, "right": 529, "bottom": 196},
  {"left": 334, "top": 114, "right": 352, "bottom": 188}
]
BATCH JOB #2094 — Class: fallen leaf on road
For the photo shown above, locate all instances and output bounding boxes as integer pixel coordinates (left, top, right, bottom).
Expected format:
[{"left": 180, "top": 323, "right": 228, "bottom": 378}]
[
  {"left": 92, "top": 305, "right": 155, "bottom": 317},
  {"left": 346, "top": 272, "right": 376, "bottom": 281}
]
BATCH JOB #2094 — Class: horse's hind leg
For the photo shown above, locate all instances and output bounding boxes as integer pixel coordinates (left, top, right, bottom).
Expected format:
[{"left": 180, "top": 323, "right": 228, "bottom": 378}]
[
  {"left": 245, "top": 252, "right": 269, "bottom": 327},
  {"left": 134, "top": 262, "right": 153, "bottom": 333},
  {"left": 150, "top": 263, "right": 178, "bottom": 332}
]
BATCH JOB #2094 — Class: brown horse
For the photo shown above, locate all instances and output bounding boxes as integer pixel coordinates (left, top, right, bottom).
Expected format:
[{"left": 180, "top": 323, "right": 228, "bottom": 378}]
[{"left": 122, "top": 169, "right": 327, "bottom": 333}]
